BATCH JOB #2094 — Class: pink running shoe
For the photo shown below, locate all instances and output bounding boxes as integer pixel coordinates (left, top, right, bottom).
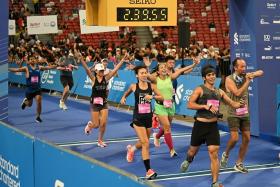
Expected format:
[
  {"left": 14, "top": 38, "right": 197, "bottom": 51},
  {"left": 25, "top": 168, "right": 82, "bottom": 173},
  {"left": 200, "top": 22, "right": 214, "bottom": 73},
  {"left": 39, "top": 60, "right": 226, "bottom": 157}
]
[
  {"left": 146, "top": 169, "right": 157, "bottom": 180},
  {"left": 84, "top": 121, "right": 93, "bottom": 135},
  {"left": 126, "top": 145, "right": 135, "bottom": 162},
  {"left": 97, "top": 140, "right": 107, "bottom": 148}
]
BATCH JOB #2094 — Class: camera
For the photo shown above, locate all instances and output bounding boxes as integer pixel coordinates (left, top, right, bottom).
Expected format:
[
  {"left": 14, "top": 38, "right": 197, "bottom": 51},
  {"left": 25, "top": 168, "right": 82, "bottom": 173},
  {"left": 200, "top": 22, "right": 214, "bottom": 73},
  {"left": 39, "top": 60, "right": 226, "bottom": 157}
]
[{"left": 216, "top": 113, "right": 223, "bottom": 119}]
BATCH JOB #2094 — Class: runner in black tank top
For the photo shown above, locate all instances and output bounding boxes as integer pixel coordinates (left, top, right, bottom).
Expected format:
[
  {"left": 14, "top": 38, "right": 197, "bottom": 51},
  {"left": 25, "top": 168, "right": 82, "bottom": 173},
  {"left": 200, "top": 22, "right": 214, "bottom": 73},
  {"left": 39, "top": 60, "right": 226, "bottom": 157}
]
[
  {"left": 120, "top": 65, "right": 163, "bottom": 180},
  {"left": 80, "top": 54, "right": 128, "bottom": 148},
  {"left": 9, "top": 54, "right": 56, "bottom": 123}
]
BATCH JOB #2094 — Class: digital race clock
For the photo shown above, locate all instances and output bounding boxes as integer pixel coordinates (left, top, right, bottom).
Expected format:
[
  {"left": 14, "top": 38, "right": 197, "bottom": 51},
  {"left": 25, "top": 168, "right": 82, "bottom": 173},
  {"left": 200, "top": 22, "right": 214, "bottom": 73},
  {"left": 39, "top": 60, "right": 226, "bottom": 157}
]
[{"left": 86, "top": 0, "right": 177, "bottom": 26}]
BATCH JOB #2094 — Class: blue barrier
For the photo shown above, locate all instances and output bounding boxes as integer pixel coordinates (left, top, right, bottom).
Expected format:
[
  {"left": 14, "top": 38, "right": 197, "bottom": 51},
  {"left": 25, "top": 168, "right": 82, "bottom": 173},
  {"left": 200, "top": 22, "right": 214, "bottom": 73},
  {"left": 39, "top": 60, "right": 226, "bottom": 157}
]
[
  {"left": 0, "top": 122, "right": 157, "bottom": 187},
  {"left": 0, "top": 123, "right": 34, "bottom": 187},
  {"left": 8, "top": 62, "right": 221, "bottom": 116},
  {"left": 34, "top": 140, "right": 149, "bottom": 187},
  {"left": 277, "top": 85, "right": 280, "bottom": 137}
]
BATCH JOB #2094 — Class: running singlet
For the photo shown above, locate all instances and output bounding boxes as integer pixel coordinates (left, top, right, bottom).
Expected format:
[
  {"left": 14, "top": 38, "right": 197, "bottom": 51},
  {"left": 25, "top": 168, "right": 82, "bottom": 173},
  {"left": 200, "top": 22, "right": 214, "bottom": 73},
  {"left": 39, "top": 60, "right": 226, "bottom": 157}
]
[
  {"left": 133, "top": 83, "right": 153, "bottom": 118},
  {"left": 90, "top": 76, "right": 107, "bottom": 105},
  {"left": 226, "top": 74, "right": 249, "bottom": 117},
  {"left": 156, "top": 77, "right": 173, "bottom": 107},
  {"left": 26, "top": 65, "right": 41, "bottom": 93},
  {"left": 195, "top": 85, "right": 221, "bottom": 119}
]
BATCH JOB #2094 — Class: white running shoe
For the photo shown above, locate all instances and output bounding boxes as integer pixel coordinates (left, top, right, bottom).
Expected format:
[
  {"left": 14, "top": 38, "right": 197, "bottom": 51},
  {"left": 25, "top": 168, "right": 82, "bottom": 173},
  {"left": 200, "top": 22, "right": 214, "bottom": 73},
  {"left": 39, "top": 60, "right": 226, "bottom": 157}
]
[{"left": 59, "top": 100, "right": 68, "bottom": 110}]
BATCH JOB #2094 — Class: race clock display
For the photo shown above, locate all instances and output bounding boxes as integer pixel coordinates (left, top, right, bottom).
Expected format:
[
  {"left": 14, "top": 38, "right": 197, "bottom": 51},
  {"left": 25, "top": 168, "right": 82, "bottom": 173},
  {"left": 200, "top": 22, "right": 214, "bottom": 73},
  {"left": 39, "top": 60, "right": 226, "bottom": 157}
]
[{"left": 86, "top": 0, "right": 177, "bottom": 26}]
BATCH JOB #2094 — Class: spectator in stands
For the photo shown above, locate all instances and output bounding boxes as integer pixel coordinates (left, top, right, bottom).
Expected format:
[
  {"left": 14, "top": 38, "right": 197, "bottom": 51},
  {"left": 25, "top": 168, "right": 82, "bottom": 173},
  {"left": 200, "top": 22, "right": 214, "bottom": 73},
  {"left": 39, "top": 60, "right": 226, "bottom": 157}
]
[{"left": 209, "top": 21, "right": 216, "bottom": 29}]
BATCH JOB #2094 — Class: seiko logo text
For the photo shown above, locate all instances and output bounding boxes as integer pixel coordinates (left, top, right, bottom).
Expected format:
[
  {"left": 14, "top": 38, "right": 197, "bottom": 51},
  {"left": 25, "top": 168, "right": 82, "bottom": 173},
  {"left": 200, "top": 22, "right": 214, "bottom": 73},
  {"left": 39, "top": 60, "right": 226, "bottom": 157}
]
[{"left": 129, "top": 0, "right": 156, "bottom": 4}]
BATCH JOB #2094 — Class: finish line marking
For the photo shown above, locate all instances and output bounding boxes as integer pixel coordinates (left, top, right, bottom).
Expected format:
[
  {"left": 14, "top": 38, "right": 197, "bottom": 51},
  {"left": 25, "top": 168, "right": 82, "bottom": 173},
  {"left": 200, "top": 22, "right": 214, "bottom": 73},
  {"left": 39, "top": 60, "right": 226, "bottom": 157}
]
[
  {"left": 56, "top": 131, "right": 229, "bottom": 147},
  {"left": 141, "top": 163, "right": 280, "bottom": 181}
]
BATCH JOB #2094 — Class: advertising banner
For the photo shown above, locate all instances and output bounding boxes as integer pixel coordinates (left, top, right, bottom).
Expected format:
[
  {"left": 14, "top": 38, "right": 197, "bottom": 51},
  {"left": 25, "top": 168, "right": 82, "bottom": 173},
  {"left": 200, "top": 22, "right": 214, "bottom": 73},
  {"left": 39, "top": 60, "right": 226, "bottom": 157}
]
[
  {"left": 8, "top": 20, "right": 16, "bottom": 35},
  {"left": 27, "top": 15, "right": 58, "bottom": 35},
  {"left": 34, "top": 140, "right": 148, "bottom": 187},
  {"left": 0, "top": 123, "right": 34, "bottom": 187},
  {"left": 277, "top": 85, "right": 280, "bottom": 137},
  {"left": 0, "top": 0, "right": 8, "bottom": 122},
  {"left": 230, "top": 0, "right": 280, "bottom": 136},
  {"left": 79, "top": 10, "right": 119, "bottom": 34}
]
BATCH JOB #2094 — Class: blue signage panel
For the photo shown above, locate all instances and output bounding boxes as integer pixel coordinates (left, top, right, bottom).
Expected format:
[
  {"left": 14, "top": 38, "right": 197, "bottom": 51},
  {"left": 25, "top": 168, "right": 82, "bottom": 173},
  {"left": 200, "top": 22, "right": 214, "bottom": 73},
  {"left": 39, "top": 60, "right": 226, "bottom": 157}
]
[
  {"left": 230, "top": 0, "right": 280, "bottom": 136},
  {"left": 229, "top": 0, "right": 259, "bottom": 136},
  {"left": 34, "top": 140, "right": 149, "bottom": 187},
  {"left": 277, "top": 85, "right": 280, "bottom": 137},
  {"left": 0, "top": 123, "right": 34, "bottom": 187},
  {"left": 255, "top": 0, "right": 280, "bottom": 136},
  {"left": 0, "top": 0, "right": 8, "bottom": 122}
]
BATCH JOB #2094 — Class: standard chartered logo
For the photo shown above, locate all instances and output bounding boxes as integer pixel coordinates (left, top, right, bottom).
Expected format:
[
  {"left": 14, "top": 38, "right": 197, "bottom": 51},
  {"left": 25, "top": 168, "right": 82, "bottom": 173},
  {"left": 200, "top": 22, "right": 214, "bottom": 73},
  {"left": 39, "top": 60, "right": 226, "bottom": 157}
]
[
  {"left": 175, "top": 84, "right": 194, "bottom": 104},
  {"left": 234, "top": 33, "right": 239, "bottom": 45},
  {"left": 108, "top": 77, "right": 114, "bottom": 90},
  {"left": 84, "top": 76, "right": 92, "bottom": 89},
  {"left": 54, "top": 179, "right": 64, "bottom": 187},
  {"left": 175, "top": 84, "right": 184, "bottom": 104},
  {"left": 41, "top": 70, "right": 50, "bottom": 84}
]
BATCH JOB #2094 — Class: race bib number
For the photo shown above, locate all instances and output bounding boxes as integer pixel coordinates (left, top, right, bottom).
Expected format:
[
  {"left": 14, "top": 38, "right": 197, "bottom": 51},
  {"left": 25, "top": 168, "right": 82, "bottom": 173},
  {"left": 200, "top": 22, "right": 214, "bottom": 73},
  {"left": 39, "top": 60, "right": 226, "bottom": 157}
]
[
  {"left": 93, "top": 97, "right": 103, "bottom": 105},
  {"left": 236, "top": 106, "right": 248, "bottom": 116},
  {"left": 163, "top": 100, "right": 173, "bottom": 108},
  {"left": 138, "top": 103, "right": 151, "bottom": 114},
  {"left": 31, "top": 76, "right": 39, "bottom": 83},
  {"left": 207, "top": 99, "right": 220, "bottom": 108}
]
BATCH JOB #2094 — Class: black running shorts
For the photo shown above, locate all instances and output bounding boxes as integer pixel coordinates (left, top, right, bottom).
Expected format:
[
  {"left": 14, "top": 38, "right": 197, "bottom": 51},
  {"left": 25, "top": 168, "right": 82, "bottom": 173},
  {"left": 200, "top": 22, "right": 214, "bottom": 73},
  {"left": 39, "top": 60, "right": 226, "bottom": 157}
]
[
  {"left": 60, "top": 75, "right": 74, "bottom": 90},
  {"left": 190, "top": 120, "right": 220, "bottom": 146}
]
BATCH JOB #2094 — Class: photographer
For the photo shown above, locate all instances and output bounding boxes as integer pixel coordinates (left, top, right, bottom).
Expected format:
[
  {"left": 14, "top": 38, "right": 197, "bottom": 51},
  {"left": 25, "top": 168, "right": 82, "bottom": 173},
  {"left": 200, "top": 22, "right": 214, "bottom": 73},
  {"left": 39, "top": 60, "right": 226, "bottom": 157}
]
[{"left": 180, "top": 65, "right": 242, "bottom": 187}]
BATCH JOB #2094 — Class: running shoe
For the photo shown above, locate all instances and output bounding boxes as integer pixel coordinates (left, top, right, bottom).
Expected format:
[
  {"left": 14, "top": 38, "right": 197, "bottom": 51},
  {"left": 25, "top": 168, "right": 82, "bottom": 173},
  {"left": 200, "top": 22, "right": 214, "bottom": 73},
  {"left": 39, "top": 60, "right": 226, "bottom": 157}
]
[
  {"left": 97, "top": 140, "right": 107, "bottom": 148},
  {"left": 180, "top": 160, "right": 190, "bottom": 172},
  {"left": 59, "top": 100, "right": 68, "bottom": 110},
  {"left": 126, "top": 145, "right": 135, "bottom": 163},
  {"left": 146, "top": 169, "right": 157, "bottom": 180},
  {"left": 170, "top": 149, "right": 178, "bottom": 157},
  {"left": 35, "top": 116, "right": 42, "bottom": 123},
  {"left": 211, "top": 182, "right": 224, "bottom": 187},
  {"left": 234, "top": 163, "right": 248, "bottom": 173},
  {"left": 153, "top": 133, "right": 160, "bottom": 147},
  {"left": 220, "top": 152, "right": 228, "bottom": 168},
  {"left": 21, "top": 98, "right": 27, "bottom": 110},
  {"left": 84, "top": 121, "right": 93, "bottom": 135}
]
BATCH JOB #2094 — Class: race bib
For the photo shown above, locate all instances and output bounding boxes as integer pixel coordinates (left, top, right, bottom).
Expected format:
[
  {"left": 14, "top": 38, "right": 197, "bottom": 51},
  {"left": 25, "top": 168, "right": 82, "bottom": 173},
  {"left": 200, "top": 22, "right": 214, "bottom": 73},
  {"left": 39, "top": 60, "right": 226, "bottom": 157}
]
[
  {"left": 163, "top": 100, "right": 173, "bottom": 108},
  {"left": 138, "top": 103, "right": 151, "bottom": 114},
  {"left": 207, "top": 99, "right": 220, "bottom": 108},
  {"left": 31, "top": 76, "right": 39, "bottom": 83},
  {"left": 93, "top": 97, "right": 103, "bottom": 105},
  {"left": 236, "top": 106, "right": 248, "bottom": 116}
]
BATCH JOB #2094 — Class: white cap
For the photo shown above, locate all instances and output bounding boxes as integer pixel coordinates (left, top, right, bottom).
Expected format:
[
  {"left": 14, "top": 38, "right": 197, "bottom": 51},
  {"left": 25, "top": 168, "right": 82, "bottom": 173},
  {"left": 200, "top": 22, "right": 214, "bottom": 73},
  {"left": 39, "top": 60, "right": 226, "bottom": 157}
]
[
  {"left": 95, "top": 63, "right": 105, "bottom": 71},
  {"left": 202, "top": 48, "right": 208, "bottom": 53}
]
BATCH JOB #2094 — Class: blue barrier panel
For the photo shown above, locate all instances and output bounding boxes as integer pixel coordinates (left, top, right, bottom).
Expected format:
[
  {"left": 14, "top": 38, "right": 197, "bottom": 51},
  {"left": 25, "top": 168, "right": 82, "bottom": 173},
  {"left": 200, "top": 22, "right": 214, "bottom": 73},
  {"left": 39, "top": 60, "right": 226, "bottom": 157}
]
[
  {"left": 74, "top": 68, "right": 92, "bottom": 97},
  {"left": 108, "top": 70, "right": 137, "bottom": 105},
  {"left": 8, "top": 63, "right": 26, "bottom": 85},
  {"left": 41, "top": 69, "right": 80, "bottom": 93},
  {"left": 174, "top": 59, "right": 218, "bottom": 76},
  {"left": 0, "top": 122, "right": 34, "bottom": 187},
  {"left": 277, "top": 85, "right": 280, "bottom": 137},
  {"left": 34, "top": 140, "right": 156, "bottom": 187}
]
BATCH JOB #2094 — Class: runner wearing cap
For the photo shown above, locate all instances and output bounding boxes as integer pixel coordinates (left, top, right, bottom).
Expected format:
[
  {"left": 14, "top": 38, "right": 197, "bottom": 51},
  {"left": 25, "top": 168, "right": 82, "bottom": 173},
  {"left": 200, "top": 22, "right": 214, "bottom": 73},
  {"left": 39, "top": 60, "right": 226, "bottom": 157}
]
[{"left": 80, "top": 54, "right": 129, "bottom": 147}]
